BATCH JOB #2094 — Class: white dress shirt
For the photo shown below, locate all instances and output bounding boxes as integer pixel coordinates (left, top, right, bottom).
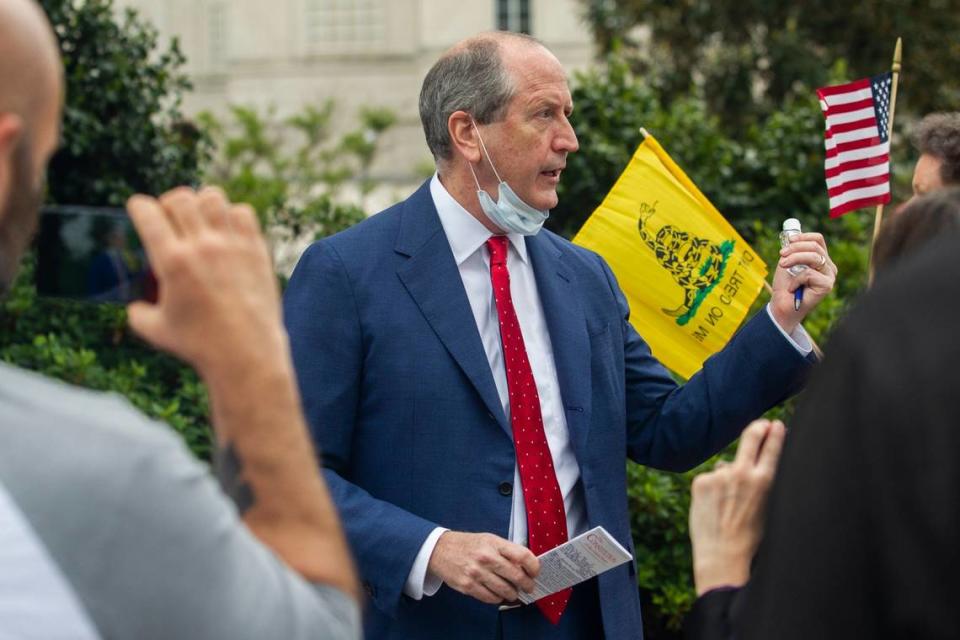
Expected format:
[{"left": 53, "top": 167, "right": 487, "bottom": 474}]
[{"left": 403, "top": 174, "right": 813, "bottom": 599}]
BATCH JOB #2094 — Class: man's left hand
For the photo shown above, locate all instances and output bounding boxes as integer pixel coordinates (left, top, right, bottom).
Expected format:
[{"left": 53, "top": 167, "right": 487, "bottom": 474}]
[{"left": 770, "top": 231, "right": 837, "bottom": 334}]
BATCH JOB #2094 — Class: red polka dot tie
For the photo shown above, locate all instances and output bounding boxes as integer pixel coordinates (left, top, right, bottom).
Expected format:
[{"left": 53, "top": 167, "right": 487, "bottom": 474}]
[{"left": 486, "top": 236, "right": 571, "bottom": 625}]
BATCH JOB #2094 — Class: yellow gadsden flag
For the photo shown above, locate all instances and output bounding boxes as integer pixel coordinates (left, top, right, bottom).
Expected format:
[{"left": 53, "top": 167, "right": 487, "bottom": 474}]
[{"left": 573, "top": 132, "right": 767, "bottom": 379}]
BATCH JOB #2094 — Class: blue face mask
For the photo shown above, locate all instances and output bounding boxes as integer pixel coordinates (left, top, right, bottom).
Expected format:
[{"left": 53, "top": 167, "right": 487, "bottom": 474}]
[{"left": 468, "top": 119, "right": 550, "bottom": 236}]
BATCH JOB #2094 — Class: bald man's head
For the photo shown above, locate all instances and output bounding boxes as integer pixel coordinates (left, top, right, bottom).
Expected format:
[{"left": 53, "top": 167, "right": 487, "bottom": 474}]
[
  {"left": 0, "top": 0, "right": 63, "bottom": 297},
  {"left": 0, "top": 0, "right": 62, "bottom": 126}
]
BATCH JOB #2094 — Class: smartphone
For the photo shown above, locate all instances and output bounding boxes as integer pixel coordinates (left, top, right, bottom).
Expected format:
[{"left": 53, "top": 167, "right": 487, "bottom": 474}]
[{"left": 34, "top": 205, "right": 157, "bottom": 303}]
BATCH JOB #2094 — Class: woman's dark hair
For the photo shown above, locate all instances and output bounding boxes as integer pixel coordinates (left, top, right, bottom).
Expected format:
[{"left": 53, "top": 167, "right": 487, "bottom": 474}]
[{"left": 873, "top": 188, "right": 960, "bottom": 274}]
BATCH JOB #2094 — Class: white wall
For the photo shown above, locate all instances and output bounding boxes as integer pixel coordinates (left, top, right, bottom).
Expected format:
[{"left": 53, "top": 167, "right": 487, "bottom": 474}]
[{"left": 113, "top": 0, "right": 594, "bottom": 192}]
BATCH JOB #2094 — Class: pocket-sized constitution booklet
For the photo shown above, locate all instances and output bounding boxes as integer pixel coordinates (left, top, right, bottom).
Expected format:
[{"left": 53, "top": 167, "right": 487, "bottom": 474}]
[{"left": 506, "top": 526, "right": 633, "bottom": 607}]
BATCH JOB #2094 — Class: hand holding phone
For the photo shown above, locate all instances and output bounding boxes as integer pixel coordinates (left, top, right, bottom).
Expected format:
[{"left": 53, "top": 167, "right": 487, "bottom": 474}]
[{"left": 124, "top": 187, "right": 287, "bottom": 379}]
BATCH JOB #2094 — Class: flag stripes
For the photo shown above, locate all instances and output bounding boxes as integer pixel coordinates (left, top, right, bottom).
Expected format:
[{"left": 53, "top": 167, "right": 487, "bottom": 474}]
[
  {"left": 825, "top": 163, "right": 889, "bottom": 189},
  {"left": 824, "top": 143, "right": 890, "bottom": 177},
  {"left": 817, "top": 72, "right": 892, "bottom": 217},
  {"left": 824, "top": 154, "right": 888, "bottom": 178},
  {"left": 827, "top": 173, "right": 890, "bottom": 197}
]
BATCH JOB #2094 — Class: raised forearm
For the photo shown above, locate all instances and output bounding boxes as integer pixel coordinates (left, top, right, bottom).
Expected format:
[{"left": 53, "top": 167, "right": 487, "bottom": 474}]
[
  {"left": 206, "top": 333, "right": 359, "bottom": 601},
  {"left": 124, "top": 189, "right": 359, "bottom": 602}
]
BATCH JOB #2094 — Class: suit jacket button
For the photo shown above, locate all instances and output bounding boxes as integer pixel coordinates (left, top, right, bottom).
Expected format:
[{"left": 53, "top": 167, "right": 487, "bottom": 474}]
[{"left": 498, "top": 482, "right": 513, "bottom": 496}]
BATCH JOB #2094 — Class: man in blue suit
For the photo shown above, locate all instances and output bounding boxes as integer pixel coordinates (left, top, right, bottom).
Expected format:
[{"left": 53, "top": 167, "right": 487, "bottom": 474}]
[{"left": 284, "top": 32, "right": 837, "bottom": 640}]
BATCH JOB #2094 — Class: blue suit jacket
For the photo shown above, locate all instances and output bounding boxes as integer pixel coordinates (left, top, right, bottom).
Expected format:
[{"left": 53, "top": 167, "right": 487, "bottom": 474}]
[{"left": 284, "top": 181, "right": 811, "bottom": 639}]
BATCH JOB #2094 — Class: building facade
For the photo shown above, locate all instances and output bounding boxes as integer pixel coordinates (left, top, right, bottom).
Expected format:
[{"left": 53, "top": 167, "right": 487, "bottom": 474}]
[{"left": 115, "top": 0, "right": 594, "bottom": 198}]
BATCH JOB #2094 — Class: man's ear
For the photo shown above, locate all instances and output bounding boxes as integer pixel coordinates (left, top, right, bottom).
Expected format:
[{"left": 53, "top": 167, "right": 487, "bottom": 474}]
[
  {"left": 448, "top": 110, "right": 481, "bottom": 164},
  {"left": 0, "top": 114, "right": 25, "bottom": 218},
  {"left": 0, "top": 113, "right": 24, "bottom": 159}
]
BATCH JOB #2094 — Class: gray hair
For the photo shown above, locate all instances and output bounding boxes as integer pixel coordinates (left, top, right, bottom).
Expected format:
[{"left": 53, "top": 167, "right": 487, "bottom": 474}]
[
  {"left": 912, "top": 112, "right": 960, "bottom": 186},
  {"left": 419, "top": 33, "right": 541, "bottom": 164}
]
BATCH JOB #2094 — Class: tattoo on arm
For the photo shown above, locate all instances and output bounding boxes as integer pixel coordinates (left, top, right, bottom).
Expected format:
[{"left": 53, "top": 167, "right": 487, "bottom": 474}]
[{"left": 214, "top": 443, "right": 255, "bottom": 515}]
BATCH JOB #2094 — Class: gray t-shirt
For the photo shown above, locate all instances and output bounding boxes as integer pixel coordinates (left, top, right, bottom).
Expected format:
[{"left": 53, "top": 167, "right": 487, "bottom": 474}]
[{"left": 0, "top": 362, "right": 359, "bottom": 640}]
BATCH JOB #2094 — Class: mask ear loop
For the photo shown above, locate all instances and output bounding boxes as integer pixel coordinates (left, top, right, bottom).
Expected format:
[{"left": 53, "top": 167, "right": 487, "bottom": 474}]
[
  {"left": 469, "top": 117, "right": 504, "bottom": 185},
  {"left": 467, "top": 160, "right": 484, "bottom": 193}
]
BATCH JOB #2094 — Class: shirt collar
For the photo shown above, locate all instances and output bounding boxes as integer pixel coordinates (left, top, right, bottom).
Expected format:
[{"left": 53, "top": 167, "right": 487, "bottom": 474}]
[{"left": 430, "top": 173, "right": 528, "bottom": 266}]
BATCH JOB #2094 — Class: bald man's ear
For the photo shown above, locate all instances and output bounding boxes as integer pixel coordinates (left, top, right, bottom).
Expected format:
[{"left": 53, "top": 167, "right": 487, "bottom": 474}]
[
  {"left": 0, "top": 114, "right": 24, "bottom": 205},
  {"left": 0, "top": 113, "right": 24, "bottom": 161},
  {"left": 448, "top": 110, "right": 482, "bottom": 164}
]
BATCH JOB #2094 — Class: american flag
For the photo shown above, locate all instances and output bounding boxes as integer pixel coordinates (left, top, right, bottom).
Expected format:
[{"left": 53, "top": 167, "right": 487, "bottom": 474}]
[{"left": 816, "top": 72, "right": 892, "bottom": 217}]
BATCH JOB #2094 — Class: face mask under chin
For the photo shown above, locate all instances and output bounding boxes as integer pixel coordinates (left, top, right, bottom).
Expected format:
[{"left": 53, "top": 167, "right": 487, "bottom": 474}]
[{"left": 467, "top": 117, "right": 550, "bottom": 236}]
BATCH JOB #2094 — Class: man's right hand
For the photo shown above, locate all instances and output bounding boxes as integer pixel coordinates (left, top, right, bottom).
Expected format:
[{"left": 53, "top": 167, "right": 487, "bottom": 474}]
[
  {"left": 125, "top": 187, "right": 286, "bottom": 382},
  {"left": 427, "top": 531, "right": 539, "bottom": 604}
]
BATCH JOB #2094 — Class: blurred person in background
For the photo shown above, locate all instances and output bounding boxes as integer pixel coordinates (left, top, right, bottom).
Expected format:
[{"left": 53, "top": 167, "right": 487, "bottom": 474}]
[{"left": 906, "top": 112, "right": 960, "bottom": 203}]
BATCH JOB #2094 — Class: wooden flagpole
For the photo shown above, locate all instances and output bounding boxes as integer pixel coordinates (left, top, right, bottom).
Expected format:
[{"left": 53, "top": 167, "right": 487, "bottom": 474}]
[{"left": 867, "top": 37, "right": 903, "bottom": 286}]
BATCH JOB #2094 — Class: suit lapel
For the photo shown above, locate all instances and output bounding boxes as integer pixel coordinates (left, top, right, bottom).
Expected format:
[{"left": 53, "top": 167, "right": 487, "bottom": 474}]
[
  {"left": 527, "top": 234, "right": 593, "bottom": 454},
  {"left": 395, "top": 183, "right": 510, "bottom": 435}
]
